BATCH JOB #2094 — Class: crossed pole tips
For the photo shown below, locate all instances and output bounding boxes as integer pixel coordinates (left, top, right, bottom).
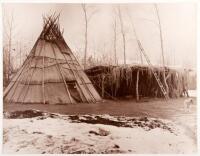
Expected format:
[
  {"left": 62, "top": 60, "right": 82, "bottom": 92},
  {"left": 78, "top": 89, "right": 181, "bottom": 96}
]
[{"left": 40, "top": 12, "right": 62, "bottom": 41}]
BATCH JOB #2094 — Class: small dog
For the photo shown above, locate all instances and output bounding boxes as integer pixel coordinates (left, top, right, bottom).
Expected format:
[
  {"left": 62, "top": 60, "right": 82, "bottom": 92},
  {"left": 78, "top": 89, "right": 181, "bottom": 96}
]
[{"left": 184, "top": 98, "right": 194, "bottom": 112}]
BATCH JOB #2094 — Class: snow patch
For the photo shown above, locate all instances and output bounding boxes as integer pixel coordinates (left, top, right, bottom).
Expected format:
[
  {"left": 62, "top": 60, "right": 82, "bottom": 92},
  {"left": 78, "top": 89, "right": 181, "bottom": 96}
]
[{"left": 3, "top": 110, "right": 197, "bottom": 154}]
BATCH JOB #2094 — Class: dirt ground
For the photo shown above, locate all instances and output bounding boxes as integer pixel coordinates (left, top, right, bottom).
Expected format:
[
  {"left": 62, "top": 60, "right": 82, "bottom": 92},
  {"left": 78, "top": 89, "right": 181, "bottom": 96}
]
[
  {"left": 4, "top": 97, "right": 197, "bottom": 138},
  {"left": 4, "top": 97, "right": 196, "bottom": 118}
]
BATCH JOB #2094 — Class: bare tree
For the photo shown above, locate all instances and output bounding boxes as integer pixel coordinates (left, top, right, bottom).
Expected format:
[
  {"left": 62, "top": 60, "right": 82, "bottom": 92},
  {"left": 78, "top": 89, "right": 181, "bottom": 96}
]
[
  {"left": 117, "top": 5, "right": 126, "bottom": 65},
  {"left": 15, "top": 41, "right": 23, "bottom": 68},
  {"left": 3, "top": 46, "right": 8, "bottom": 87},
  {"left": 3, "top": 10, "right": 15, "bottom": 83},
  {"left": 7, "top": 14, "right": 14, "bottom": 82},
  {"left": 19, "top": 42, "right": 22, "bottom": 67},
  {"left": 112, "top": 16, "right": 118, "bottom": 65},
  {"left": 82, "top": 4, "right": 88, "bottom": 69},
  {"left": 154, "top": 4, "right": 169, "bottom": 96},
  {"left": 81, "top": 4, "right": 97, "bottom": 69}
]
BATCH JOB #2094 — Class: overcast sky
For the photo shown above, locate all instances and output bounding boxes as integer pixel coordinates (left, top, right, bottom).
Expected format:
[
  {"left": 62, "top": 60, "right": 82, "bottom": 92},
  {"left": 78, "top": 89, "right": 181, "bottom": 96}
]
[{"left": 3, "top": 3, "right": 197, "bottom": 69}]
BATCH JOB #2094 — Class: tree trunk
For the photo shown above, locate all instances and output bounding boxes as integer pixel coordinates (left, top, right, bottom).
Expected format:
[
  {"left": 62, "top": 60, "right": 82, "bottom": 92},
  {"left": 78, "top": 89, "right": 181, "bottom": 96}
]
[
  {"left": 118, "top": 6, "right": 126, "bottom": 65},
  {"left": 155, "top": 4, "right": 169, "bottom": 96},
  {"left": 82, "top": 4, "right": 88, "bottom": 69},
  {"left": 113, "top": 18, "right": 117, "bottom": 65},
  {"left": 101, "top": 74, "right": 105, "bottom": 98},
  {"left": 136, "top": 70, "right": 140, "bottom": 101},
  {"left": 122, "top": 34, "right": 126, "bottom": 65},
  {"left": 8, "top": 28, "right": 12, "bottom": 82},
  {"left": 7, "top": 13, "right": 14, "bottom": 83},
  {"left": 19, "top": 42, "right": 22, "bottom": 67}
]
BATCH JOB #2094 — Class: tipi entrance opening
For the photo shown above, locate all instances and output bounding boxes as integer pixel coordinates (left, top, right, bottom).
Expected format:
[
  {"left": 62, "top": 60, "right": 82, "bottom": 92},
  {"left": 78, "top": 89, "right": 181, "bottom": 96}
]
[{"left": 66, "top": 81, "right": 82, "bottom": 103}]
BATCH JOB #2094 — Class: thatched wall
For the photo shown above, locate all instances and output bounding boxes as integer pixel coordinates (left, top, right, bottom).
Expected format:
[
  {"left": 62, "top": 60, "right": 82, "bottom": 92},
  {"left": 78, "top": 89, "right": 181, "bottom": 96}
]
[
  {"left": 188, "top": 70, "right": 196, "bottom": 90},
  {"left": 85, "top": 65, "right": 189, "bottom": 99}
]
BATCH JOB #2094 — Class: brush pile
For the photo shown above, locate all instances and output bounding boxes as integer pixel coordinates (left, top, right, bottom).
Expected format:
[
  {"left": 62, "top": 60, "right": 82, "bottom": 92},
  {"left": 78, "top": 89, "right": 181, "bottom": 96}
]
[{"left": 85, "top": 65, "right": 189, "bottom": 99}]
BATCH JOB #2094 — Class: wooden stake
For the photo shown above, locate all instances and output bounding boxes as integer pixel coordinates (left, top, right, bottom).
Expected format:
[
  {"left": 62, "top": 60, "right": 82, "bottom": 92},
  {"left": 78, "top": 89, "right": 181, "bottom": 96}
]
[
  {"left": 101, "top": 74, "right": 105, "bottom": 98},
  {"left": 42, "top": 55, "right": 45, "bottom": 104},
  {"left": 136, "top": 70, "right": 140, "bottom": 102}
]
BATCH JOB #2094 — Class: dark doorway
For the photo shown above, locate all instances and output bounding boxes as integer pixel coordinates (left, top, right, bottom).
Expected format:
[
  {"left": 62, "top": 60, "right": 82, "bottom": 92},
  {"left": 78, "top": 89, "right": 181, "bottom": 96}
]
[{"left": 67, "top": 81, "right": 82, "bottom": 102}]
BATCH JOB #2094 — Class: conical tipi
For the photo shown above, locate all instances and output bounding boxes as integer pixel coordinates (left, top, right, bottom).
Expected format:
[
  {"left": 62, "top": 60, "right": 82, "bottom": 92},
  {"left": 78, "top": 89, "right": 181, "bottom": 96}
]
[{"left": 4, "top": 15, "right": 101, "bottom": 104}]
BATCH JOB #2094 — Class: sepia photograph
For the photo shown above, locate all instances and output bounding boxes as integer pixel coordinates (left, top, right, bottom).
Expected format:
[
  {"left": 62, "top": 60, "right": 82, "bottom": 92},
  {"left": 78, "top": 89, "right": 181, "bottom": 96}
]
[{"left": 2, "top": 1, "right": 198, "bottom": 154}]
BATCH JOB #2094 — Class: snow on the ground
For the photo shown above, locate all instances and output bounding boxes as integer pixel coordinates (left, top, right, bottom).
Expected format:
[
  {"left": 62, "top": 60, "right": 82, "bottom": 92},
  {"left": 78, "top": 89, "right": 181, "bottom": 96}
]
[{"left": 3, "top": 111, "right": 197, "bottom": 154}]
